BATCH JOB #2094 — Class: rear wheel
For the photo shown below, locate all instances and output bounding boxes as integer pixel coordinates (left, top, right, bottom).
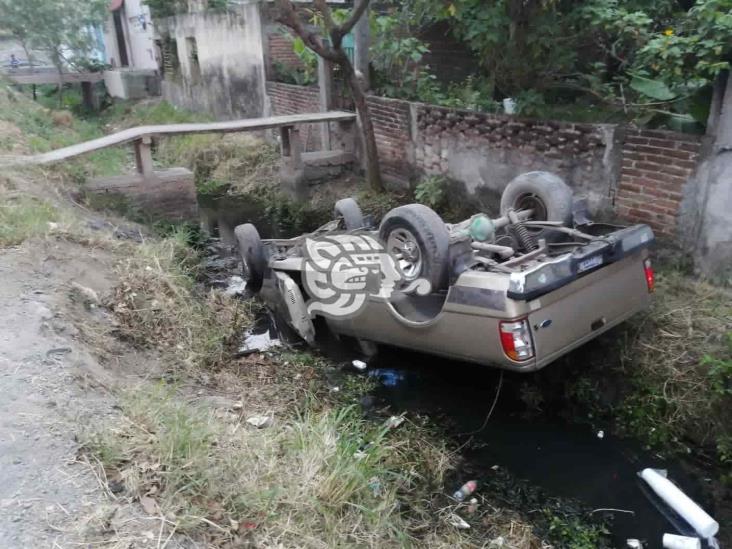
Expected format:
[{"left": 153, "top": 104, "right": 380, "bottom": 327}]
[
  {"left": 334, "top": 198, "right": 365, "bottom": 230},
  {"left": 378, "top": 204, "right": 449, "bottom": 291},
  {"left": 234, "top": 223, "right": 266, "bottom": 292},
  {"left": 500, "top": 171, "right": 573, "bottom": 239}
]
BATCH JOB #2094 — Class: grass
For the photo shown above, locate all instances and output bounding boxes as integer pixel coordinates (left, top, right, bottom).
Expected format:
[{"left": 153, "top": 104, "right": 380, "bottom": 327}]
[
  {"left": 109, "top": 227, "right": 248, "bottom": 371},
  {"left": 0, "top": 194, "right": 59, "bottom": 246},
  {"left": 616, "top": 269, "right": 732, "bottom": 453},
  {"left": 98, "top": 99, "right": 281, "bottom": 194},
  {"left": 82, "top": 365, "right": 543, "bottom": 548}
]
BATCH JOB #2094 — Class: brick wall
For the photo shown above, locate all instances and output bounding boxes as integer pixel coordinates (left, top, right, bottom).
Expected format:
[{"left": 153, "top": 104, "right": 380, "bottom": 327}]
[
  {"left": 268, "top": 33, "right": 301, "bottom": 71},
  {"left": 263, "top": 82, "right": 705, "bottom": 238},
  {"left": 266, "top": 81, "right": 322, "bottom": 150},
  {"left": 616, "top": 129, "right": 701, "bottom": 236},
  {"left": 366, "top": 95, "right": 413, "bottom": 183}
]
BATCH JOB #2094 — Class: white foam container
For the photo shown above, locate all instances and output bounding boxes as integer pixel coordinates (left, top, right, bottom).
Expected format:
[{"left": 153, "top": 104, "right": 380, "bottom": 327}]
[
  {"left": 640, "top": 468, "right": 719, "bottom": 538},
  {"left": 662, "top": 533, "right": 701, "bottom": 549}
]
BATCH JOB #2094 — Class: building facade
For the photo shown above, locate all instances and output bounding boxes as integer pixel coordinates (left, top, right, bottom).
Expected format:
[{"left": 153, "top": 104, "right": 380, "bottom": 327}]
[{"left": 102, "top": 0, "right": 160, "bottom": 99}]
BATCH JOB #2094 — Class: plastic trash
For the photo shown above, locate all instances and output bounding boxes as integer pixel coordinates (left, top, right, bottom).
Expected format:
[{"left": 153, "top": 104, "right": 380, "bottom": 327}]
[
  {"left": 452, "top": 480, "right": 478, "bottom": 502},
  {"left": 639, "top": 468, "right": 719, "bottom": 538},
  {"left": 445, "top": 513, "right": 470, "bottom": 529},
  {"left": 626, "top": 540, "right": 643, "bottom": 548},
  {"left": 246, "top": 415, "right": 272, "bottom": 428},
  {"left": 597, "top": 430, "right": 605, "bottom": 439},
  {"left": 502, "top": 97, "right": 516, "bottom": 114},
  {"left": 384, "top": 415, "right": 405, "bottom": 430},
  {"left": 662, "top": 534, "right": 701, "bottom": 549},
  {"left": 351, "top": 359, "right": 368, "bottom": 371},
  {"left": 368, "top": 368, "right": 405, "bottom": 387},
  {"left": 224, "top": 275, "right": 247, "bottom": 296}
]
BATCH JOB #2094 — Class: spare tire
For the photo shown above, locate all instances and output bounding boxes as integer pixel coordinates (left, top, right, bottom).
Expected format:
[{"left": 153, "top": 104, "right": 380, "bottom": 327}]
[
  {"left": 234, "top": 223, "right": 266, "bottom": 292},
  {"left": 378, "top": 204, "right": 449, "bottom": 291},
  {"left": 334, "top": 198, "right": 364, "bottom": 230},
  {"left": 500, "top": 171, "right": 573, "bottom": 239}
]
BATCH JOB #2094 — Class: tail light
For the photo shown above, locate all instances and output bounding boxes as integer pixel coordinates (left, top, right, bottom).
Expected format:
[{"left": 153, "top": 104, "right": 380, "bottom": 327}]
[
  {"left": 499, "top": 319, "right": 534, "bottom": 361},
  {"left": 643, "top": 258, "right": 655, "bottom": 293}
]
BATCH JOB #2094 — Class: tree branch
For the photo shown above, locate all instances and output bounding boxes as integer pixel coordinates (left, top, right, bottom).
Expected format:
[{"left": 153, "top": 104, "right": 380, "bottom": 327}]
[
  {"left": 274, "top": 0, "right": 340, "bottom": 62},
  {"left": 334, "top": 0, "right": 370, "bottom": 42}
]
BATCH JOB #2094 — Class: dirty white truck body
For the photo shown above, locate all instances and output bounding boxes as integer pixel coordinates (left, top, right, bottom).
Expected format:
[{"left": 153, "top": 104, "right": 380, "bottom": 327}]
[{"left": 240, "top": 172, "right": 655, "bottom": 372}]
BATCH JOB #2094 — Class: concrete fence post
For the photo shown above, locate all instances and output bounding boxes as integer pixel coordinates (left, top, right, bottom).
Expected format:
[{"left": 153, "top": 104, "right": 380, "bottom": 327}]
[{"left": 134, "top": 135, "right": 154, "bottom": 177}]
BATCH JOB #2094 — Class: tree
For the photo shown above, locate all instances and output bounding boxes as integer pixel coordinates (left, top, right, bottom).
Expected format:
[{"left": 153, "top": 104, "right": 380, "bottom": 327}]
[
  {"left": 397, "top": 0, "right": 732, "bottom": 125},
  {"left": 0, "top": 0, "right": 107, "bottom": 104},
  {"left": 275, "top": 0, "right": 384, "bottom": 192}
]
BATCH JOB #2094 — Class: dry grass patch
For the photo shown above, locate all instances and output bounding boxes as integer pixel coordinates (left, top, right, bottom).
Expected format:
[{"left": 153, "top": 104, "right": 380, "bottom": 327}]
[
  {"left": 82, "top": 380, "right": 543, "bottom": 548},
  {"left": 109, "top": 229, "right": 249, "bottom": 371},
  {"left": 618, "top": 270, "right": 732, "bottom": 454}
]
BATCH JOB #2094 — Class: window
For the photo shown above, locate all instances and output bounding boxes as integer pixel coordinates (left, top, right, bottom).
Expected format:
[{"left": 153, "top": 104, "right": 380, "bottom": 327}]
[{"left": 158, "top": 36, "right": 180, "bottom": 80}]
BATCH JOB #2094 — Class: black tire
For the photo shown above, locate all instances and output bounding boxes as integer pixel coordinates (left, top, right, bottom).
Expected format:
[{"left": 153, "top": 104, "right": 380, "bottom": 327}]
[
  {"left": 234, "top": 223, "right": 266, "bottom": 292},
  {"left": 500, "top": 171, "right": 573, "bottom": 239},
  {"left": 378, "top": 204, "right": 449, "bottom": 292},
  {"left": 334, "top": 198, "right": 364, "bottom": 230}
]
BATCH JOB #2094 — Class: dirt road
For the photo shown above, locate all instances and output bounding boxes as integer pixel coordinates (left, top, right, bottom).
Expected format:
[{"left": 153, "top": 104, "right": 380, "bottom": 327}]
[{"left": 0, "top": 238, "right": 185, "bottom": 548}]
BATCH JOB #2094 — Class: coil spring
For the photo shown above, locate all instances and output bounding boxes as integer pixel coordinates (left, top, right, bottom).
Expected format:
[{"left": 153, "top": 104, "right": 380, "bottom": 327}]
[{"left": 512, "top": 223, "right": 538, "bottom": 252}]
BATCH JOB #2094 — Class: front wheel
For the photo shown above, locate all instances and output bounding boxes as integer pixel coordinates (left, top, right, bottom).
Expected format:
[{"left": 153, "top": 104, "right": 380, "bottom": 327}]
[{"left": 378, "top": 204, "right": 449, "bottom": 292}]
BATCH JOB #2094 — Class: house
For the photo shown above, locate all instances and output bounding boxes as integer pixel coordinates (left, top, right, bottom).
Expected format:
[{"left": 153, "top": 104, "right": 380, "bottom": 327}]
[
  {"left": 153, "top": 1, "right": 268, "bottom": 119},
  {"left": 102, "top": 0, "right": 161, "bottom": 99}
]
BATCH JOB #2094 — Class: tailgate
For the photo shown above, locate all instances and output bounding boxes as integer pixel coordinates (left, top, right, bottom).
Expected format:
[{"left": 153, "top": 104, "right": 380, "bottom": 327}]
[{"left": 528, "top": 252, "right": 650, "bottom": 360}]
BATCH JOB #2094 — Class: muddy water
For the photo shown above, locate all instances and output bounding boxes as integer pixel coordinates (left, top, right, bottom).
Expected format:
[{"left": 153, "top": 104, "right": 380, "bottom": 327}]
[{"left": 363, "top": 347, "right": 713, "bottom": 549}]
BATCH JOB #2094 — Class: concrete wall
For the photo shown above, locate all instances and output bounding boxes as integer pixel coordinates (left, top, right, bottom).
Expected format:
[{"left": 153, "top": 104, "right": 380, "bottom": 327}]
[
  {"left": 103, "top": 0, "right": 158, "bottom": 70},
  {"left": 156, "top": 3, "right": 268, "bottom": 120}
]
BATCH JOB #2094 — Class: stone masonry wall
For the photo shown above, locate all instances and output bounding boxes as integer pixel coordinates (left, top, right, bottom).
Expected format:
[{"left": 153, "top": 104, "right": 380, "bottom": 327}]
[
  {"left": 414, "top": 105, "right": 619, "bottom": 213},
  {"left": 266, "top": 81, "right": 322, "bottom": 151},
  {"left": 616, "top": 129, "right": 702, "bottom": 237}
]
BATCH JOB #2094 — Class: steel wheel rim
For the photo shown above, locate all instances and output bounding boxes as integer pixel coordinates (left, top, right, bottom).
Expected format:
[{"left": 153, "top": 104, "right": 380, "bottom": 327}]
[
  {"left": 515, "top": 193, "right": 548, "bottom": 234},
  {"left": 386, "top": 228, "right": 422, "bottom": 280}
]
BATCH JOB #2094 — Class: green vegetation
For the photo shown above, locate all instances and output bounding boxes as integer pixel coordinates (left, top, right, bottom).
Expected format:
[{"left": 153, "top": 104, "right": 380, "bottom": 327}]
[
  {"left": 546, "top": 513, "right": 609, "bottom": 549},
  {"left": 272, "top": 36, "right": 319, "bottom": 86},
  {"left": 371, "top": 0, "right": 732, "bottom": 127},
  {"left": 0, "top": 195, "right": 59, "bottom": 246},
  {"left": 0, "top": 0, "right": 108, "bottom": 104},
  {"left": 414, "top": 175, "right": 448, "bottom": 211},
  {"left": 617, "top": 271, "right": 731, "bottom": 456}
]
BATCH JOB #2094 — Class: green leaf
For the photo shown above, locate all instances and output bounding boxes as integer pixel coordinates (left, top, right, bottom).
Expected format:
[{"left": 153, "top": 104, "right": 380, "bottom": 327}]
[{"left": 629, "top": 74, "right": 678, "bottom": 101}]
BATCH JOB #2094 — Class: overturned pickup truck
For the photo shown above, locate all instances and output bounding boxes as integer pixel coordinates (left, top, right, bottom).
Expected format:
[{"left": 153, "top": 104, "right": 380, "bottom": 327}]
[{"left": 235, "top": 172, "right": 655, "bottom": 372}]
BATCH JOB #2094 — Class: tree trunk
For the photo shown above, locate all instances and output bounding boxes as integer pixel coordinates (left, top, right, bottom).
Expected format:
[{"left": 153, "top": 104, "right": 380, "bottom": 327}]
[{"left": 342, "top": 53, "right": 383, "bottom": 192}]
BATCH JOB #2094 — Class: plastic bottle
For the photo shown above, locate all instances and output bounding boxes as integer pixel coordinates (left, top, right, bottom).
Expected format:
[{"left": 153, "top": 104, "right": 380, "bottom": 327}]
[{"left": 452, "top": 480, "right": 477, "bottom": 502}]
